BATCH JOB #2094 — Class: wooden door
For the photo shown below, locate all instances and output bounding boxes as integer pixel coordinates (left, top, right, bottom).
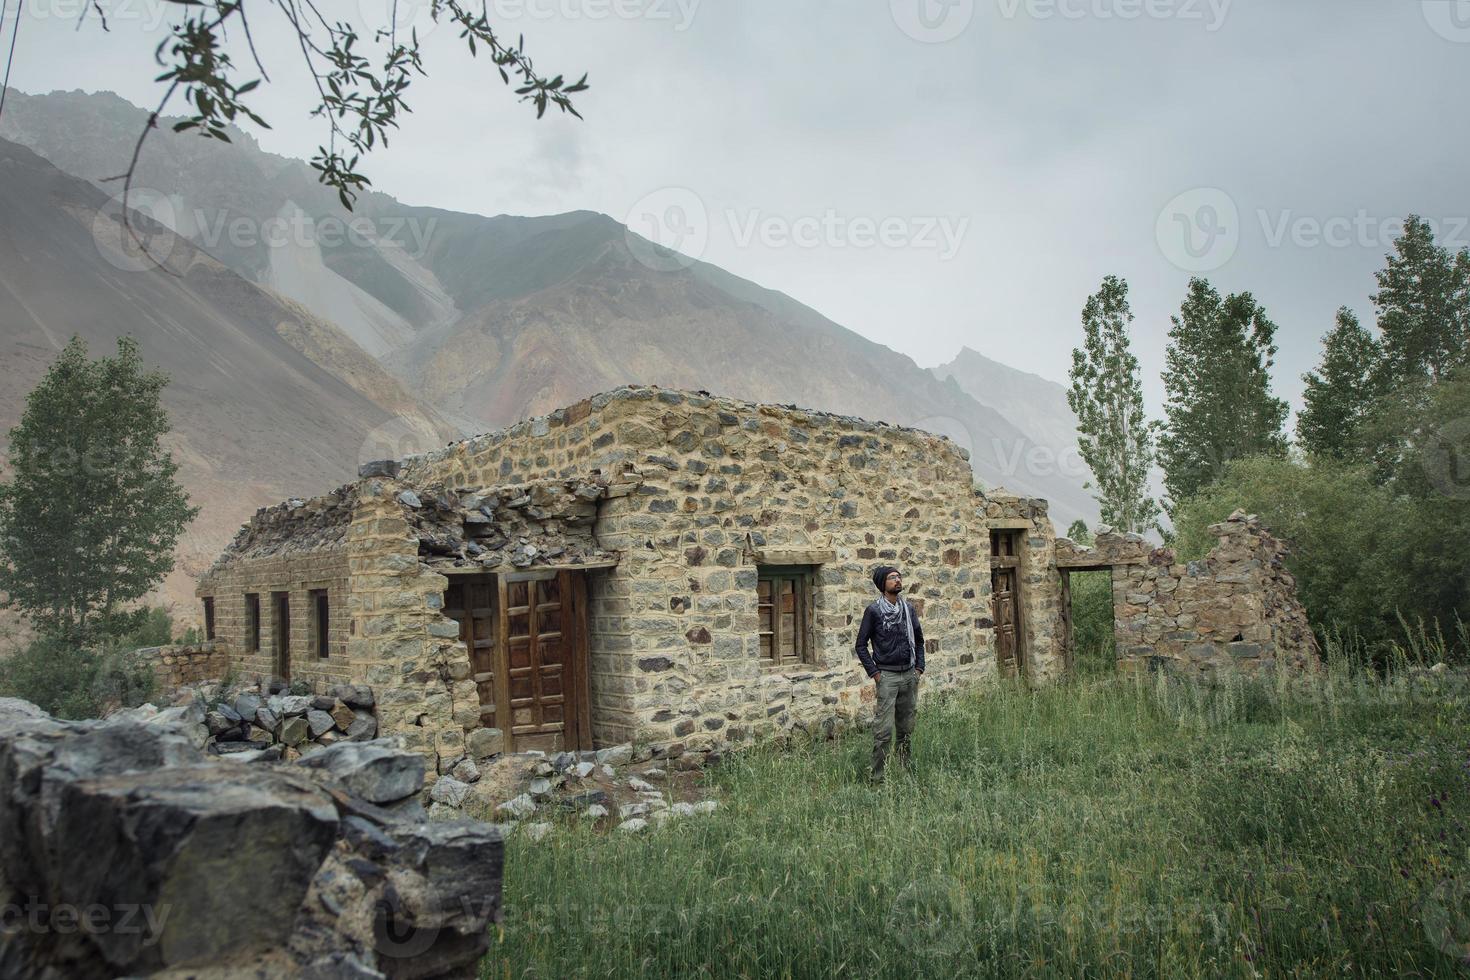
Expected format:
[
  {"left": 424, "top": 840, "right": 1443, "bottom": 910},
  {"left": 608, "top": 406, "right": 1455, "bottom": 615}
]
[
  {"left": 273, "top": 591, "right": 291, "bottom": 683},
  {"left": 443, "top": 578, "right": 499, "bottom": 730},
  {"left": 1058, "top": 570, "right": 1074, "bottom": 674},
  {"left": 442, "top": 571, "right": 591, "bottom": 753},
  {"left": 991, "top": 531, "right": 1024, "bottom": 678}
]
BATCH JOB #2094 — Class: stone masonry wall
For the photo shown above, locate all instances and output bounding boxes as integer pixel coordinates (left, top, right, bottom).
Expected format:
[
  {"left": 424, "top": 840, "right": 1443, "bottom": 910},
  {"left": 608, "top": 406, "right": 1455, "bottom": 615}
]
[
  {"left": 399, "top": 386, "right": 1020, "bottom": 757},
  {"left": 1057, "top": 510, "right": 1321, "bottom": 676},
  {"left": 196, "top": 551, "right": 354, "bottom": 689},
  {"left": 129, "top": 642, "right": 227, "bottom": 689}
]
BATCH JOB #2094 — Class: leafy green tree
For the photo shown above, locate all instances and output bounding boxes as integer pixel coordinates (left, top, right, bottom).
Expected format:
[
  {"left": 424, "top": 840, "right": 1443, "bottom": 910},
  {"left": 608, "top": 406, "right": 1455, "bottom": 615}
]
[
  {"left": 1297, "top": 307, "right": 1382, "bottom": 460},
  {"left": 1371, "top": 216, "right": 1470, "bottom": 389},
  {"left": 1158, "top": 278, "right": 1289, "bottom": 512},
  {"left": 1065, "top": 519, "right": 1094, "bottom": 545},
  {"left": 0, "top": 337, "right": 199, "bottom": 644},
  {"left": 1067, "top": 276, "right": 1161, "bottom": 534},
  {"left": 1170, "top": 455, "right": 1416, "bottom": 648}
]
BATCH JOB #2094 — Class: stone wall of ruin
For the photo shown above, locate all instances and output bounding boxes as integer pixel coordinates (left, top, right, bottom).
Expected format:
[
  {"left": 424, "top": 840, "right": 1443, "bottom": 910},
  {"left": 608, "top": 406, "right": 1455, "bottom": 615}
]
[
  {"left": 400, "top": 386, "right": 1021, "bottom": 757},
  {"left": 129, "top": 641, "right": 227, "bottom": 689},
  {"left": 196, "top": 492, "right": 356, "bottom": 689},
  {"left": 1056, "top": 511, "right": 1321, "bottom": 676}
]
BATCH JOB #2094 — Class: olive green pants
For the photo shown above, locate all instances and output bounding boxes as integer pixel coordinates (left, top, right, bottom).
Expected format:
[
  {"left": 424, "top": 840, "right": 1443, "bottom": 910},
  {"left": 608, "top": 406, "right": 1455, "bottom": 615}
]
[{"left": 871, "top": 668, "right": 919, "bottom": 779}]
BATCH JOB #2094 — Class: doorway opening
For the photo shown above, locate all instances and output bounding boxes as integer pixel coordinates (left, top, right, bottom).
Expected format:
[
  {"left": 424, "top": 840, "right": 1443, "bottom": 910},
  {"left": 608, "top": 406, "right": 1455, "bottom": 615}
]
[
  {"left": 990, "top": 530, "right": 1025, "bottom": 678},
  {"left": 441, "top": 569, "right": 594, "bottom": 753},
  {"left": 1059, "top": 568, "right": 1117, "bottom": 676}
]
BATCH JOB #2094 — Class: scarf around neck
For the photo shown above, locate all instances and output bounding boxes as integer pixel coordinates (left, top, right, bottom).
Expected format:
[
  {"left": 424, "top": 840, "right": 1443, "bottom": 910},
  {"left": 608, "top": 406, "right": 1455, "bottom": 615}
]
[{"left": 875, "top": 593, "right": 916, "bottom": 666}]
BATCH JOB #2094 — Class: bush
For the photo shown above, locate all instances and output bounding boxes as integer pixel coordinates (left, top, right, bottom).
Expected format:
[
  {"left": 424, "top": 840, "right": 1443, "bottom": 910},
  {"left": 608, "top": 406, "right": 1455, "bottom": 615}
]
[
  {"left": 1068, "top": 570, "right": 1115, "bottom": 675},
  {"left": 0, "top": 636, "right": 155, "bottom": 719}
]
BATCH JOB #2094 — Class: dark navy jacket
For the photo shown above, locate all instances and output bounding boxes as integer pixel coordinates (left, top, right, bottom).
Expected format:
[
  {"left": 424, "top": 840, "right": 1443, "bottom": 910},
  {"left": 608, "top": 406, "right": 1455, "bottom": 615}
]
[{"left": 854, "top": 599, "right": 925, "bottom": 675}]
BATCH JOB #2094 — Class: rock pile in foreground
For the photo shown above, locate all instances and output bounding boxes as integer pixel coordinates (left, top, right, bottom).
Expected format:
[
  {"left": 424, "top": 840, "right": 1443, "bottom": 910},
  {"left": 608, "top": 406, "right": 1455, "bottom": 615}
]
[{"left": 0, "top": 697, "right": 501, "bottom": 979}]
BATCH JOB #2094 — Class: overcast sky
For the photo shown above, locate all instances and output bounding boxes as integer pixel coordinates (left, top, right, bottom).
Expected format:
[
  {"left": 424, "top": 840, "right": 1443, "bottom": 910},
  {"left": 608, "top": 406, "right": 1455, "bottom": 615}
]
[{"left": 8, "top": 0, "right": 1470, "bottom": 415}]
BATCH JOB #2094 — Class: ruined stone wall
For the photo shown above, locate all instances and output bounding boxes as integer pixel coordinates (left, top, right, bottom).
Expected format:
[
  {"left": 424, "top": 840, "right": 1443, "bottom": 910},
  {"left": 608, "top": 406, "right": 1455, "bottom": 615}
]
[
  {"left": 400, "top": 386, "right": 1009, "bottom": 757},
  {"left": 1057, "top": 511, "right": 1321, "bottom": 676},
  {"left": 197, "top": 491, "right": 356, "bottom": 689},
  {"left": 196, "top": 551, "right": 354, "bottom": 688},
  {"left": 342, "top": 480, "right": 472, "bottom": 784},
  {"left": 129, "top": 642, "right": 227, "bottom": 689}
]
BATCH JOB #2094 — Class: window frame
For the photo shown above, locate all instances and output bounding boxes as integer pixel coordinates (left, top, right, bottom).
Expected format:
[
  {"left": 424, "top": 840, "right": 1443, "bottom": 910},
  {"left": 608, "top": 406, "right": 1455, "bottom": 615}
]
[{"left": 755, "top": 564, "right": 816, "bottom": 669}]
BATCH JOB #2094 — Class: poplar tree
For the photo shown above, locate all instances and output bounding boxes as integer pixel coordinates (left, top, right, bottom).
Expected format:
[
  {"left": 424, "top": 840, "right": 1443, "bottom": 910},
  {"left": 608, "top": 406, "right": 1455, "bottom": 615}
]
[
  {"left": 1067, "top": 276, "right": 1161, "bottom": 534},
  {"left": 1297, "top": 307, "right": 1382, "bottom": 461},
  {"left": 1158, "top": 278, "right": 1289, "bottom": 512},
  {"left": 1372, "top": 216, "right": 1470, "bottom": 389},
  {"left": 0, "top": 337, "right": 199, "bottom": 644}
]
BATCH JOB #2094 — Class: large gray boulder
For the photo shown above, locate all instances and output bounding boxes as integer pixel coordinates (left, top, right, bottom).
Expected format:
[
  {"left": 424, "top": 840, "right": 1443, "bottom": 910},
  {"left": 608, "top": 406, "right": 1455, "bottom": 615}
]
[
  {"left": 0, "top": 699, "right": 502, "bottom": 979},
  {"left": 292, "top": 739, "right": 426, "bottom": 804}
]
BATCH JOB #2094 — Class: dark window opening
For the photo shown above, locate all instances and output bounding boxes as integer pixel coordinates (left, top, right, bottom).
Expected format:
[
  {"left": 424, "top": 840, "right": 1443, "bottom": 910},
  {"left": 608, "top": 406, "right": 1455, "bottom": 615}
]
[
  {"left": 312, "top": 589, "right": 330, "bottom": 660},
  {"left": 244, "top": 593, "right": 261, "bottom": 652},
  {"left": 272, "top": 592, "right": 291, "bottom": 679},
  {"left": 756, "top": 565, "right": 815, "bottom": 667},
  {"left": 202, "top": 597, "right": 215, "bottom": 641}
]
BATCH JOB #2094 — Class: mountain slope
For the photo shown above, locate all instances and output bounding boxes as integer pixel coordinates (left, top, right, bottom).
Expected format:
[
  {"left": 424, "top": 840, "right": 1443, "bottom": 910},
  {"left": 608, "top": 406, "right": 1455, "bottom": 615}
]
[
  {"left": 0, "top": 137, "right": 457, "bottom": 615},
  {"left": 2, "top": 88, "right": 1096, "bottom": 527}
]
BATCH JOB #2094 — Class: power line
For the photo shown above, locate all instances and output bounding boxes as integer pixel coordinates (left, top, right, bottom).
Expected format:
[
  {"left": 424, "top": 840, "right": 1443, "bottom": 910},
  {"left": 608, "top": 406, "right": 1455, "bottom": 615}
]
[{"left": 0, "top": 0, "right": 22, "bottom": 122}]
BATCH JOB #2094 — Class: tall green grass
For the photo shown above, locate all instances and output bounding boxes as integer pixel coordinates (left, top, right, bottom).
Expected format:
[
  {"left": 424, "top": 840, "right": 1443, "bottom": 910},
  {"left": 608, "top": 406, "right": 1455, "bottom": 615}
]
[{"left": 483, "top": 655, "right": 1470, "bottom": 978}]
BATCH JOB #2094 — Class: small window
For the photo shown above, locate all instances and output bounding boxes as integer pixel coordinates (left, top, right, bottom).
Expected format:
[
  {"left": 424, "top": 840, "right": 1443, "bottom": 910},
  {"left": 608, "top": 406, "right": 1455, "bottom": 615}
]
[
  {"left": 202, "top": 597, "right": 215, "bottom": 641},
  {"left": 311, "top": 589, "right": 330, "bottom": 660},
  {"left": 244, "top": 593, "right": 261, "bottom": 652},
  {"left": 756, "top": 566, "right": 814, "bottom": 667}
]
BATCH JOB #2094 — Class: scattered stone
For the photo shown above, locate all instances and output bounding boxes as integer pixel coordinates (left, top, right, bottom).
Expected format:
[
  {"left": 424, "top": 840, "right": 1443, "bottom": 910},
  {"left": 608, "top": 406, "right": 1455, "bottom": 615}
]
[
  {"left": 583, "top": 804, "right": 609, "bottom": 820},
  {"left": 693, "top": 800, "right": 719, "bottom": 815},
  {"left": 523, "top": 822, "right": 554, "bottom": 842},
  {"left": 306, "top": 709, "right": 335, "bottom": 738},
  {"left": 641, "top": 767, "right": 667, "bottom": 781},
  {"left": 279, "top": 696, "right": 313, "bottom": 717},
  {"left": 527, "top": 777, "right": 554, "bottom": 799},
  {"left": 466, "top": 727, "right": 504, "bottom": 759},
  {"left": 452, "top": 757, "right": 482, "bottom": 783},
  {"left": 429, "top": 775, "right": 472, "bottom": 807},
  {"left": 574, "top": 761, "right": 596, "bottom": 780},
  {"left": 551, "top": 751, "right": 576, "bottom": 772},
  {"left": 495, "top": 794, "right": 537, "bottom": 820},
  {"left": 255, "top": 706, "right": 279, "bottom": 732},
  {"left": 619, "top": 802, "right": 655, "bottom": 819},
  {"left": 627, "top": 777, "right": 656, "bottom": 793},
  {"left": 280, "top": 717, "right": 310, "bottom": 747},
  {"left": 618, "top": 818, "right": 649, "bottom": 833},
  {"left": 596, "top": 744, "right": 633, "bottom": 767},
  {"left": 345, "top": 714, "right": 377, "bottom": 742},
  {"left": 293, "top": 740, "right": 426, "bottom": 804}
]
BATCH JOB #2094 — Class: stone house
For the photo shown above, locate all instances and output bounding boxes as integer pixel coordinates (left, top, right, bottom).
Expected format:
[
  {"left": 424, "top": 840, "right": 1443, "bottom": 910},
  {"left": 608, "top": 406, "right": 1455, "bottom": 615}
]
[{"left": 196, "top": 386, "right": 1319, "bottom": 779}]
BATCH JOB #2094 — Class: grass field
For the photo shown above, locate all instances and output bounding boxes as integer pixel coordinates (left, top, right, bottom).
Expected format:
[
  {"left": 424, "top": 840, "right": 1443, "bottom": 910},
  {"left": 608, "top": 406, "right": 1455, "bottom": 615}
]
[{"left": 483, "top": 656, "right": 1470, "bottom": 978}]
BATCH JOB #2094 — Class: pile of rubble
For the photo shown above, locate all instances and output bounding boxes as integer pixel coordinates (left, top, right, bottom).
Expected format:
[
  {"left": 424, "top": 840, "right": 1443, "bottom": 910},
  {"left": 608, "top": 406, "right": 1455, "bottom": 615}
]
[
  {"left": 395, "top": 478, "right": 619, "bottom": 570},
  {"left": 205, "top": 684, "right": 379, "bottom": 760},
  {"left": 0, "top": 697, "right": 500, "bottom": 978},
  {"left": 424, "top": 742, "right": 720, "bottom": 838}
]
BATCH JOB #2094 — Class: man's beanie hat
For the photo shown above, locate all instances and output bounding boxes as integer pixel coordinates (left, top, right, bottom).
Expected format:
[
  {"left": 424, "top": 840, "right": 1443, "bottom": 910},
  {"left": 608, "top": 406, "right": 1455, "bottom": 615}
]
[{"left": 872, "top": 565, "right": 899, "bottom": 592}]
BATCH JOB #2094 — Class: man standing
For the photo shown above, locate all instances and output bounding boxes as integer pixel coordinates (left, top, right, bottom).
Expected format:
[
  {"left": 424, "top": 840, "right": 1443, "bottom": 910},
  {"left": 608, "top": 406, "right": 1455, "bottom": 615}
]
[{"left": 855, "top": 565, "right": 924, "bottom": 782}]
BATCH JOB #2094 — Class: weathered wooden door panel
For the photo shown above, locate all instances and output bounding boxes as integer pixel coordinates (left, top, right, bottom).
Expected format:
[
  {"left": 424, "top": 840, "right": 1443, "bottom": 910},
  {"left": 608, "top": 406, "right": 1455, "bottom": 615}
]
[
  {"left": 446, "top": 571, "right": 590, "bottom": 753},
  {"left": 443, "top": 579, "right": 499, "bottom": 729},
  {"left": 990, "top": 530, "right": 1024, "bottom": 679}
]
